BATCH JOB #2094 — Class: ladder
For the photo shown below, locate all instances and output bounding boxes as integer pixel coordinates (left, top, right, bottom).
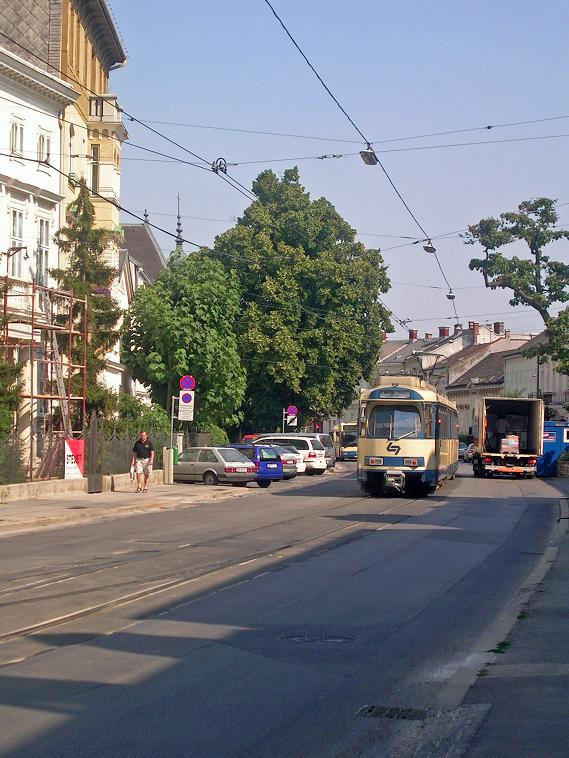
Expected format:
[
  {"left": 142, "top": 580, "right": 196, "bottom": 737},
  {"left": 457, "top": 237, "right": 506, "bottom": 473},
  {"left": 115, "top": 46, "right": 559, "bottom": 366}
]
[{"left": 52, "top": 332, "right": 73, "bottom": 437}]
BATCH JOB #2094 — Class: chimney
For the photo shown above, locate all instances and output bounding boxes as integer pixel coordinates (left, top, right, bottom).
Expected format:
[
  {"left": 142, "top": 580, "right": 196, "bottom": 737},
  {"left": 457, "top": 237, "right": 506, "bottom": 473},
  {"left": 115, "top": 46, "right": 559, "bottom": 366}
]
[
  {"left": 408, "top": 329, "right": 418, "bottom": 341},
  {"left": 469, "top": 321, "right": 480, "bottom": 345},
  {"left": 454, "top": 323, "right": 463, "bottom": 334},
  {"left": 439, "top": 326, "right": 450, "bottom": 338},
  {"left": 494, "top": 321, "right": 505, "bottom": 335},
  {"left": 425, "top": 332, "right": 432, "bottom": 340}
]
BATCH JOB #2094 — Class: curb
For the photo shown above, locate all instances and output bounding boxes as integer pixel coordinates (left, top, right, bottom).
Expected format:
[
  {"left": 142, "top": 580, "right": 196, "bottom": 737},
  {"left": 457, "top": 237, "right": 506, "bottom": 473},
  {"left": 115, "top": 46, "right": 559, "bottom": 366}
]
[{"left": 0, "top": 486, "right": 254, "bottom": 537}]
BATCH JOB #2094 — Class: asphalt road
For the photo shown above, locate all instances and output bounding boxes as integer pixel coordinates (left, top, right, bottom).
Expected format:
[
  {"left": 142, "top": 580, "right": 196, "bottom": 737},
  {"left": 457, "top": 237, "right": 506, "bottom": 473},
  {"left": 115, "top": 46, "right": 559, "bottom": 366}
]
[{"left": 0, "top": 465, "right": 562, "bottom": 757}]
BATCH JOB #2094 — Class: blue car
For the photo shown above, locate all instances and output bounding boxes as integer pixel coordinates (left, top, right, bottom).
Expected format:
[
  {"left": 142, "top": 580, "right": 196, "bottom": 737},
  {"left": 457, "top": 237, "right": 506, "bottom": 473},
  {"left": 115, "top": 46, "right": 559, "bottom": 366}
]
[{"left": 227, "top": 444, "right": 284, "bottom": 488}]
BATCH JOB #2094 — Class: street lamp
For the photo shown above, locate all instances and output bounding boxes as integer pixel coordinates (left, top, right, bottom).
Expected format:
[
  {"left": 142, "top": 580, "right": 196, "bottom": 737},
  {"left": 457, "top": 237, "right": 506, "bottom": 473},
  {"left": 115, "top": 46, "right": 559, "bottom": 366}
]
[
  {"left": 423, "top": 241, "right": 436, "bottom": 254},
  {"left": 359, "top": 144, "right": 378, "bottom": 166}
]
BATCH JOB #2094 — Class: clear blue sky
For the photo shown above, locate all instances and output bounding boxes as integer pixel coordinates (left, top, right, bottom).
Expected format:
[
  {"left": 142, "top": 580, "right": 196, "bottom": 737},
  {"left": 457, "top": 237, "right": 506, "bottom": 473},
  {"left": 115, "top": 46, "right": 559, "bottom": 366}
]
[{"left": 110, "top": 0, "right": 569, "bottom": 337}]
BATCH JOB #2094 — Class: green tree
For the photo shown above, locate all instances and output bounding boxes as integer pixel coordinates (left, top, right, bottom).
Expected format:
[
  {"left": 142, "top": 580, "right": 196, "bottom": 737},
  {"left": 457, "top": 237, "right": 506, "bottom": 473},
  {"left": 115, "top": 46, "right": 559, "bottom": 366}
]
[
  {"left": 465, "top": 198, "right": 569, "bottom": 368},
  {"left": 0, "top": 356, "right": 25, "bottom": 483},
  {"left": 103, "top": 394, "right": 170, "bottom": 436},
  {"left": 51, "top": 180, "right": 122, "bottom": 419},
  {"left": 211, "top": 168, "right": 391, "bottom": 431},
  {"left": 122, "top": 250, "right": 245, "bottom": 430}
]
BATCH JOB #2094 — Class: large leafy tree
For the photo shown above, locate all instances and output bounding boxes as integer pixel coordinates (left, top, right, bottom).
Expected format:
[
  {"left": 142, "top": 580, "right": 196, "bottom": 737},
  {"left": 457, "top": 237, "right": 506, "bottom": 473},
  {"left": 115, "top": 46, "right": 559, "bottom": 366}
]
[
  {"left": 51, "top": 180, "right": 122, "bottom": 418},
  {"left": 211, "top": 167, "right": 391, "bottom": 431},
  {"left": 122, "top": 250, "right": 245, "bottom": 430},
  {"left": 465, "top": 198, "right": 569, "bottom": 368}
]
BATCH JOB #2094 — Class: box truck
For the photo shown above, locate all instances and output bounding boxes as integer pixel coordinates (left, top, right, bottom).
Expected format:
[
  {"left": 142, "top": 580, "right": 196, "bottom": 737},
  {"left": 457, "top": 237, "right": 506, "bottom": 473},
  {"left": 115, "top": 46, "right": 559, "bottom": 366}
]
[{"left": 472, "top": 396, "right": 544, "bottom": 479}]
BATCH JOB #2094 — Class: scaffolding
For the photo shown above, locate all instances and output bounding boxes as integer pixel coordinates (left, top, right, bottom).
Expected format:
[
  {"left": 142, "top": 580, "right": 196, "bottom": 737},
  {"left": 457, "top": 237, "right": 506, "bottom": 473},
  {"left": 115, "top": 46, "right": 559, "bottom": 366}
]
[{"left": 1, "top": 272, "right": 88, "bottom": 480}]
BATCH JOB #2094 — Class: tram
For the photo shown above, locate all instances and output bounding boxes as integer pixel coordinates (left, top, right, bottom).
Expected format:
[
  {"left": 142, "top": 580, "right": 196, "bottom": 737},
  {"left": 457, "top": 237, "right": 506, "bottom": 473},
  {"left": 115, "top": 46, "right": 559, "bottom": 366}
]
[{"left": 357, "top": 376, "right": 459, "bottom": 497}]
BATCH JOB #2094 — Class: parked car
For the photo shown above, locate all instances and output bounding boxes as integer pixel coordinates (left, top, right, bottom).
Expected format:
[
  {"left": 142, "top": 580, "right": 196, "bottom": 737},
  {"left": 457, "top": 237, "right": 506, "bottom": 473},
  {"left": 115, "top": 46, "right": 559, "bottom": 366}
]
[
  {"left": 255, "top": 435, "right": 327, "bottom": 475},
  {"left": 268, "top": 444, "right": 303, "bottom": 479},
  {"left": 275, "top": 444, "right": 306, "bottom": 475},
  {"left": 173, "top": 446, "right": 256, "bottom": 486},
  {"left": 226, "top": 444, "right": 284, "bottom": 488},
  {"left": 458, "top": 443, "right": 468, "bottom": 461},
  {"left": 304, "top": 432, "right": 336, "bottom": 468},
  {"left": 464, "top": 443, "right": 475, "bottom": 463}
]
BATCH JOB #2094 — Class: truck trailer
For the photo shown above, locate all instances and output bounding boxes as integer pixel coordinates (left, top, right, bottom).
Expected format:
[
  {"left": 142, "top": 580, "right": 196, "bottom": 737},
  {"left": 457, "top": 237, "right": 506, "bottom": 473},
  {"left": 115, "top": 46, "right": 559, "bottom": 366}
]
[{"left": 472, "top": 396, "right": 544, "bottom": 479}]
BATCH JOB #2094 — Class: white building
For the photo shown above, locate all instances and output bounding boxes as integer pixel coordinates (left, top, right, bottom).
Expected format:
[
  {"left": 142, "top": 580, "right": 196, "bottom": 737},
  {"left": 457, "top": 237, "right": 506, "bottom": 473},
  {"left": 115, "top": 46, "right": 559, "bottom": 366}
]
[{"left": 0, "top": 46, "right": 77, "bottom": 287}]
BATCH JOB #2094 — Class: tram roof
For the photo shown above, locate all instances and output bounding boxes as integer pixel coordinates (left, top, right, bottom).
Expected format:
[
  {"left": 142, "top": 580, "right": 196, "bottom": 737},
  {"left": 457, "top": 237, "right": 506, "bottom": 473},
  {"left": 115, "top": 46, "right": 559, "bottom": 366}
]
[{"left": 361, "top": 375, "right": 457, "bottom": 410}]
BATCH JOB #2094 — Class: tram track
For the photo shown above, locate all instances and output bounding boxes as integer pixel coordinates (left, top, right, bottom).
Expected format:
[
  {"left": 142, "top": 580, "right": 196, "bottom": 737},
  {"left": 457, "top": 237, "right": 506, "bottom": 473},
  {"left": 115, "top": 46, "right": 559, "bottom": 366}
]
[{"left": 0, "top": 494, "right": 425, "bottom": 646}]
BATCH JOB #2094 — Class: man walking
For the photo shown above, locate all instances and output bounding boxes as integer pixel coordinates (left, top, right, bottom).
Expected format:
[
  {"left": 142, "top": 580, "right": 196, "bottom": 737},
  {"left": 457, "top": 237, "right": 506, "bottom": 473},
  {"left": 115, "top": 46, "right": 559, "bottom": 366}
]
[{"left": 131, "top": 431, "right": 155, "bottom": 493}]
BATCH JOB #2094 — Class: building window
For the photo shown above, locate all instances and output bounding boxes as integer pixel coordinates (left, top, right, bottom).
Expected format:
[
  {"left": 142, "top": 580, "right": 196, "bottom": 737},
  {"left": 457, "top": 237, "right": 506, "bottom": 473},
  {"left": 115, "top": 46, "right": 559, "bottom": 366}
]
[
  {"left": 90, "top": 144, "right": 100, "bottom": 193},
  {"left": 37, "top": 133, "right": 51, "bottom": 164},
  {"left": 36, "top": 219, "right": 50, "bottom": 286},
  {"left": 9, "top": 209, "right": 24, "bottom": 278},
  {"left": 89, "top": 98, "right": 103, "bottom": 118},
  {"left": 10, "top": 121, "right": 24, "bottom": 156}
]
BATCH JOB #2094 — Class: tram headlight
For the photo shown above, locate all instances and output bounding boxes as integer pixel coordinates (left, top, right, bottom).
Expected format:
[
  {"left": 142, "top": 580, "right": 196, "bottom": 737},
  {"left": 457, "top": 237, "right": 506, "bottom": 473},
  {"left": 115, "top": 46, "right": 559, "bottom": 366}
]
[{"left": 365, "top": 456, "right": 384, "bottom": 466}]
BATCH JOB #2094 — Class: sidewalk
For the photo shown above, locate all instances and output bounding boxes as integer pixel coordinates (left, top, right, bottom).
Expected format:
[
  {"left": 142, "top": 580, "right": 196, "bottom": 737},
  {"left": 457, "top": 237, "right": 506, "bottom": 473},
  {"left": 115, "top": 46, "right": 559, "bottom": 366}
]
[
  {"left": 463, "top": 480, "right": 569, "bottom": 757},
  {"left": 0, "top": 481, "right": 253, "bottom": 537}
]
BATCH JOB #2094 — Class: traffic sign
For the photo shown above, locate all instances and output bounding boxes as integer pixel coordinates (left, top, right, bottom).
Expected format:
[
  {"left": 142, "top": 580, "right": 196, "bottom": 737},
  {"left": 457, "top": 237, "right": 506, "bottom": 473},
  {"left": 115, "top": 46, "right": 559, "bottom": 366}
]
[
  {"left": 180, "top": 375, "right": 196, "bottom": 391},
  {"left": 178, "top": 390, "right": 195, "bottom": 421},
  {"left": 286, "top": 415, "right": 298, "bottom": 427},
  {"left": 286, "top": 405, "right": 298, "bottom": 418}
]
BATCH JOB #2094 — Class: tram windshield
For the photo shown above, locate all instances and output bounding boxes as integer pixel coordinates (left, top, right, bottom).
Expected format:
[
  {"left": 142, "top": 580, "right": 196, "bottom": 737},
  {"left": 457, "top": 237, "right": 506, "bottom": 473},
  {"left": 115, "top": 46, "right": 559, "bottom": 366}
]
[{"left": 368, "top": 404, "right": 422, "bottom": 440}]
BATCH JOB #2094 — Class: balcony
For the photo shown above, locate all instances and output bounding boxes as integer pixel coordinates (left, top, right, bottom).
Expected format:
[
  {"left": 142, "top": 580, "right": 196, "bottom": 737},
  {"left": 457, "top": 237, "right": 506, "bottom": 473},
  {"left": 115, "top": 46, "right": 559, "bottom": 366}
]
[{"left": 87, "top": 95, "right": 128, "bottom": 140}]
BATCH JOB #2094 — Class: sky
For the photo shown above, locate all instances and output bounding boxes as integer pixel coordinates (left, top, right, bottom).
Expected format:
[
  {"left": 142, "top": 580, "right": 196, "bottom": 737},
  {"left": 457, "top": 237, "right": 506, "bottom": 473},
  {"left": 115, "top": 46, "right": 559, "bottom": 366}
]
[{"left": 109, "top": 0, "right": 569, "bottom": 337}]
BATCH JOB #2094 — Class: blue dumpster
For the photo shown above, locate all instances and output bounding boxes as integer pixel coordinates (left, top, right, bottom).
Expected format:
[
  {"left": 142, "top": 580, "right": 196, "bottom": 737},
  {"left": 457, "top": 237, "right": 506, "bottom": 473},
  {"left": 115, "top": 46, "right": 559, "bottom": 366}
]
[{"left": 537, "top": 421, "right": 569, "bottom": 477}]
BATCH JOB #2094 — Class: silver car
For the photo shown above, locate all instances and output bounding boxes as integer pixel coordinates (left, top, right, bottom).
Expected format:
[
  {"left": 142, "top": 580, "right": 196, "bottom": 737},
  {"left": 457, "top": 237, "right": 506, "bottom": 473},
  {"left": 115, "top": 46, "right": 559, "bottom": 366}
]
[{"left": 174, "top": 446, "right": 256, "bottom": 486}]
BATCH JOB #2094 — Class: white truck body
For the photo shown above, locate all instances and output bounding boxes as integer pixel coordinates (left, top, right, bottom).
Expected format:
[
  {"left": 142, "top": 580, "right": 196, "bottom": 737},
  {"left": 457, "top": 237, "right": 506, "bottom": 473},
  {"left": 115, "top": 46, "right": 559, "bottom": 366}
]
[{"left": 472, "top": 396, "right": 544, "bottom": 478}]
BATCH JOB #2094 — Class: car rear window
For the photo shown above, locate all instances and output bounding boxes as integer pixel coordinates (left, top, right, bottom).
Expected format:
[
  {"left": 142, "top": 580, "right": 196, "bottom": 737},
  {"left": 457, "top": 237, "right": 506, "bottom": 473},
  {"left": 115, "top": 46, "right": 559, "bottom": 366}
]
[
  {"left": 285, "top": 438, "right": 308, "bottom": 450},
  {"left": 259, "top": 447, "right": 278, "bottom": 460},
  {"left": 311, "top": 439, "right": 325, "bottom": 450},
  {"left": 319, "top": 435, "right": 333, "bottom": 447},
  {"left": 219, "top": 448, "right": 250, "bottom": 463}
]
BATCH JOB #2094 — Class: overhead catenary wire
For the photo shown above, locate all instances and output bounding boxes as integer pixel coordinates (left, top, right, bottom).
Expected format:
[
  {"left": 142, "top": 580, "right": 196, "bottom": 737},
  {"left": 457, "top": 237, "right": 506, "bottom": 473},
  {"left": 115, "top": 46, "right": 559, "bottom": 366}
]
[
  {"left": 0, "top": 25, "right": 256, "bottom": 204},
  {"left": 261, "top": 0, "right": 460, "bottom": 321}
]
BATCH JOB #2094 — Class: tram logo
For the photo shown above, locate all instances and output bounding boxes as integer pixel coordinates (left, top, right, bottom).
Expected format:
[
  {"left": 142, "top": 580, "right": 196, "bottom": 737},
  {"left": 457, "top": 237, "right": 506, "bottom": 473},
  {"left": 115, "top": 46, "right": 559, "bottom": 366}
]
[{"left": 387, "top": 441, "right": 401, "bottom": 455}]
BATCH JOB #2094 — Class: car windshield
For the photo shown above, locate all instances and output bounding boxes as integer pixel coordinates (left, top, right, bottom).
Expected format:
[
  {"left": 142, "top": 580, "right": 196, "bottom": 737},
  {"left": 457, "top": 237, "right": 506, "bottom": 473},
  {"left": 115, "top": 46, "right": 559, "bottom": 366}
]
[
  {"left": 368, "top": 405, "right": 422, "bottom": 439},
  {"left": 281, "top": 445, "right": 300, "bottom": 455},
  {"left": 219, "top": 448, "right": 250, "bottom": 463},
  {"left": 259, "top": 447, "right": 279, "bottom": 460},
  {"left": 341, "top": 432, "right": 358, "bottom": 446}
]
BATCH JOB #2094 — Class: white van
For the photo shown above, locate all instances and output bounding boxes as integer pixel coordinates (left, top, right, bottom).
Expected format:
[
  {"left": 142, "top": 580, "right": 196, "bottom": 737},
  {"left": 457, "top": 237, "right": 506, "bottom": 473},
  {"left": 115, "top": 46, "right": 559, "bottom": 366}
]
[{"left": 255, "top": 435, "right": 327, "bottom": 475}]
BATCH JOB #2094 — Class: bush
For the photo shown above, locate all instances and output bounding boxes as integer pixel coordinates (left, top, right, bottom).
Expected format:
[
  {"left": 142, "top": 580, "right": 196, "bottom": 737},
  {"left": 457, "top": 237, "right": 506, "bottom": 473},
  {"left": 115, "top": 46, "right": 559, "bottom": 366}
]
[
  {"left": 104, "top": 395, "right": 170, "bottom": 436},
  {"left": 208, "top": 424, "right": 229, "bottom": 446},
  {"left": 558, "top": 450, "right": 569, "bottom": 462}
]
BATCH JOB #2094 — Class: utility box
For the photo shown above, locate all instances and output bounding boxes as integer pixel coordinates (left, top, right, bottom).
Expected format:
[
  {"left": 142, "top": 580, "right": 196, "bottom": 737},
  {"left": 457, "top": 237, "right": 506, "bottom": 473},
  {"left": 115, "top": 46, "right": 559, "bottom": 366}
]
[{"left": 537, "top": 421, "right": 569, "bottom": 477}]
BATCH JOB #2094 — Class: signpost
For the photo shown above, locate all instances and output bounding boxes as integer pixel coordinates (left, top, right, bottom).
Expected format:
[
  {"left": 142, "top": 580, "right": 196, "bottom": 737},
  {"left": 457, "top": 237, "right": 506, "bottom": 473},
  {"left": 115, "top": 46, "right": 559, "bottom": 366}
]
[
  {"left": 178, "top": 390, "right": 195, "bottom": 421},
  {"left": 282, "top": 404, "right": 299, "bottom": 432}
]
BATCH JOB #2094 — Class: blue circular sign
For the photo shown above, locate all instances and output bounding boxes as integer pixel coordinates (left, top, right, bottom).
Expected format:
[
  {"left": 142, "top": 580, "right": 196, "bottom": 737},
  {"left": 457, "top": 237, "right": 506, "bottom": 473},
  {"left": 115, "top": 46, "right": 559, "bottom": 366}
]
[
  {"left": 180, "top": 375, "right": 196, "bottom": 390},
  {"left": 181, "top": 392, "right": 193, "bottom": 404},
  {"left": 286, "top": 405, "right": 298, "bottom": 417}
]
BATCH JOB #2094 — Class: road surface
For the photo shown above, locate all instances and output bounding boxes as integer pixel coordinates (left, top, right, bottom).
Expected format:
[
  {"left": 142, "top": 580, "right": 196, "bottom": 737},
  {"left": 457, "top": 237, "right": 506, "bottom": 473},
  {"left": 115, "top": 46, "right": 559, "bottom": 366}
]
[{"left": 0, "top": 465, "right": 561, "bottom": 756}]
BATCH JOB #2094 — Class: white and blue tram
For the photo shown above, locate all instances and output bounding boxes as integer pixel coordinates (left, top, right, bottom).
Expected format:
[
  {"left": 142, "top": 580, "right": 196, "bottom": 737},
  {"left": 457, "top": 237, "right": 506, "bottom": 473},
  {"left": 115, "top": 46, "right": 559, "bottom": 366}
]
[{"left": 357, "top": 376, "right": 459, "bottom": 497}]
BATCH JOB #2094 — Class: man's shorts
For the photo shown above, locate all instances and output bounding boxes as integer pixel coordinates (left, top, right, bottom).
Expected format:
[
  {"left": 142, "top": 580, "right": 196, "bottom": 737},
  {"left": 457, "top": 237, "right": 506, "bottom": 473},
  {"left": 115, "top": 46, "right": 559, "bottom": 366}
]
[{"left": 135, "top": 458, "right": 152, "bottom": 475}]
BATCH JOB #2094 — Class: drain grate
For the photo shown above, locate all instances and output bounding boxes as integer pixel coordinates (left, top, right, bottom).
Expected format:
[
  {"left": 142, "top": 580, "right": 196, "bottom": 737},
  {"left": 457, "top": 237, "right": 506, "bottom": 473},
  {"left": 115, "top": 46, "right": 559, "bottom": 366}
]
[
  {"left": 67, "top": 506, "right": 88, "bottom": 510},
  {"left": 357, "top": 705, "right": 427, "bottom": 721}
]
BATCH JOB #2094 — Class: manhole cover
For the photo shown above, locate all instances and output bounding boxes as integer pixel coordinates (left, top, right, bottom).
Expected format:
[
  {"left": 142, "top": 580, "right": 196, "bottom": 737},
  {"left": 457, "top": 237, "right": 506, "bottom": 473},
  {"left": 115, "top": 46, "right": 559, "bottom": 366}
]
[
  {"left": 280, "top": 635, "right": 355, "bottom": 644},
  {"left": 357, "top": 705, "right": 427, "bottom": 721}
]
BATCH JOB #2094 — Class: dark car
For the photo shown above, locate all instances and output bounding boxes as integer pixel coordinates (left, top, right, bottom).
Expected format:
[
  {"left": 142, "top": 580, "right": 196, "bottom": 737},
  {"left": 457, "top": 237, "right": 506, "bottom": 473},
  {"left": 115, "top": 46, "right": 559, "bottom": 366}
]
[{"left": 227, "top": 444, "right": 284, "bottom": 488}]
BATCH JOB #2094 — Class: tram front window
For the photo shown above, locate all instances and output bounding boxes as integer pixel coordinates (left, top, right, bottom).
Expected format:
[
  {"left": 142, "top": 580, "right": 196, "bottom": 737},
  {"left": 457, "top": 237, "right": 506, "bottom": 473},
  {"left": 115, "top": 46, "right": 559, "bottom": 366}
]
[{"left": 368, "top": 405, "right": 422, "bottom": 439}]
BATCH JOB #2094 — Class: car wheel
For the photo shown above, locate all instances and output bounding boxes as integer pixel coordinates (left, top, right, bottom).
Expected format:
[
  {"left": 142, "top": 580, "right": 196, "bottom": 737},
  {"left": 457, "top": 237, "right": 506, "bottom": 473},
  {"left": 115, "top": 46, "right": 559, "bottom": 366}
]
[
  {"left": 258, "top": 480, "right": 271, "bottom": 488},
  {"left": 203, "top": 471, "right": 218, "bottom": 486}
]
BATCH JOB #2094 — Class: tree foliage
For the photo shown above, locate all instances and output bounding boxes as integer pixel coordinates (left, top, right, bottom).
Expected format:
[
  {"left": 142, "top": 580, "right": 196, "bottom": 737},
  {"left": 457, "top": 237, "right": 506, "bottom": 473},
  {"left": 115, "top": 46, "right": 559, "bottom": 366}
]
[
  {"left": 122, "top": 250, "right": 245, "bottom": 430},
  {"left": 102, "top": 394, "right": 170, "bottom": 436},
  {"left": 465, "top": 197, "right": 569, "bottom": 368},
  {"left": 51, "top": 180, "right": 122, "bottom": 418},
  {"left": 211, "top": 168, "right": 392, "bottom": 431}
]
